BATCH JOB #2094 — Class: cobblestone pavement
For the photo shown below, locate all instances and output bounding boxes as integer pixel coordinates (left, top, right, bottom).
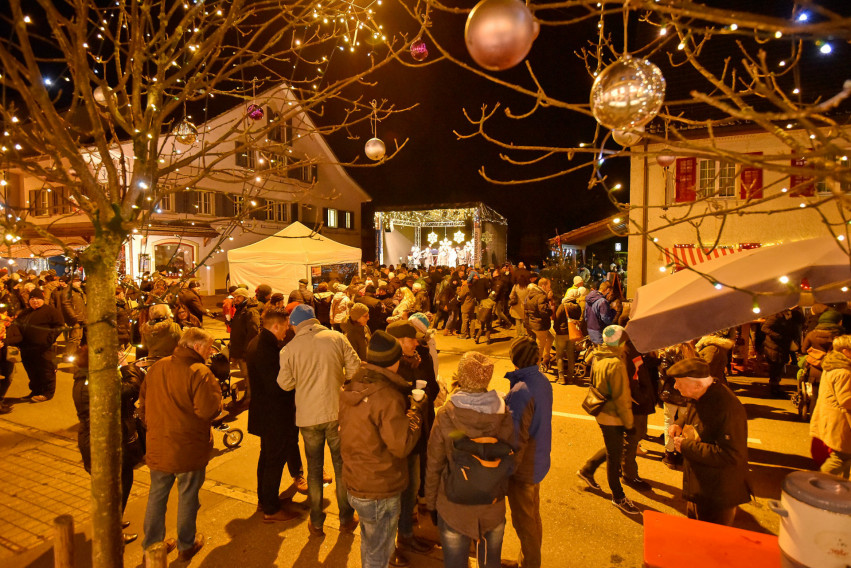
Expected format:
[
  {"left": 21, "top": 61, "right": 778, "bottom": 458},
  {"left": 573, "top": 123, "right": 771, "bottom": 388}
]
[{"left": 0, "top": 420, "right": 147, "bottom": 563}]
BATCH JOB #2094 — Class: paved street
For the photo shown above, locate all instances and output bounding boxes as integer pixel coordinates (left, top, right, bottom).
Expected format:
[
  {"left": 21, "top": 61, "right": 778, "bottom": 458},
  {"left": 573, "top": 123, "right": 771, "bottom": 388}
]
[{"left": 1, "top": 318, "right": 814, "bottom": 568}]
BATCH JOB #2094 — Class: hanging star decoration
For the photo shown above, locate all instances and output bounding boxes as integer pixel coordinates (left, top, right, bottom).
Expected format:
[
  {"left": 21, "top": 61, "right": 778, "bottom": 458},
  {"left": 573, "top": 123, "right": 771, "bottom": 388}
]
[
  {"left": 440, "top": 238, "right": 453, "bottom": 248},
  {"left": 427, "top": 231, "right": 438, "bottom": 245},
  {"left": 454, "top": 230, "right": 466, "bottom": 243}
]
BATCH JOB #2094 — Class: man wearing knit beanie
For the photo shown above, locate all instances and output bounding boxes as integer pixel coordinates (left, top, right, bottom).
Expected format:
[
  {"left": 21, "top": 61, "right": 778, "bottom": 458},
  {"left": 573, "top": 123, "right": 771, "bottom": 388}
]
[
  {"left": 277, "top": 296, "right": 361, "bottom": 537},
  {"left": 339, "top": 331, "right": 426, "bottom": 568},
  {"left": 385, "top": 319, "right": 439, "bottom": 562},
  {"left": 503, "top": 337, "right": 553, "bottom": 568}
]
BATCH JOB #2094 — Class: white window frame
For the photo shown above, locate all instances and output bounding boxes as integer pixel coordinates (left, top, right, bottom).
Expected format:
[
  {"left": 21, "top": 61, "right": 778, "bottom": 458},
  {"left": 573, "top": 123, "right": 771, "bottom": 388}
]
[
  {"left": 326, "top": 208, "right": 338, "bottom": 228},
  {"left": 265, "top": 201, "right": 288, "bottom": 222},
  {"left": 194, "top": 190, "right": 214, "bottom": 216},
  {"left": 158, "top": 193, "right": 173, "bottom": 212},
  {"left": 698, "top": 159, "right": 735, "bottom": 199}
]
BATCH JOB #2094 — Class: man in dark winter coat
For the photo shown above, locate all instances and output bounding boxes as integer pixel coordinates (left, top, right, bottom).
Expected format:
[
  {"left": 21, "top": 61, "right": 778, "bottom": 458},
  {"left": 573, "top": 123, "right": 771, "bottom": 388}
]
[
  {"left": 229, "top": 288, "right": 261, "bottom": 402},
  {"left": 524, "top": 278, "right": 554, "bottom": 368},
  {"left": 761, "top": 309, "right": 801, "bottom": 398},
  {"left": 585, "top": 282, "right": 617, "bottom": 345},
  {"left": 668, "top": 358, "right": 750, "bottom": 526},
  {"left": 361, "top": 285, "right": 389, "bottom": 333},
  {"left": 386, "top": 320, "right": 438, "bottom": 564},
  {"left": 621, "top": 340, "right": 658, "bottom": 491},
  {"left": 178, "top": 281, "right": 208, "bottom": 325},
  {"left": 504, "top": 337, "right": 553, "bottom": 568},
  {"left": 61, "top": 276, "right": 87, "bottom": 358},
  {"left": 15, "top": 289, "right": 63, "bottom": 402},
  {"left": 246, "top": 307, "right": 303, "bottom": 522},
  {"left": 287, "top": 278, "right": 315, "bottom": 308}
]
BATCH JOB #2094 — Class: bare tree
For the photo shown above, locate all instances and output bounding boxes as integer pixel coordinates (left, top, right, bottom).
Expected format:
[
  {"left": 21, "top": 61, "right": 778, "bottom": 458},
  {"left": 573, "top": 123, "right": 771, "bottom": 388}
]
[
  {"left": 403, "top": 0, "right": 851, "bottom": 281},
  {"left": 0, "top": 0, "right": 422, "bottom": 564}
]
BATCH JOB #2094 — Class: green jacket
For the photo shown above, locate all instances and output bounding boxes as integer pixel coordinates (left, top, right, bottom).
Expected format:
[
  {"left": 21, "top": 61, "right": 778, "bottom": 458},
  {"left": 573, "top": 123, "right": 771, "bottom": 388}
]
[{"left": 587, "top": 344, "right": 634, "bottom": 429}]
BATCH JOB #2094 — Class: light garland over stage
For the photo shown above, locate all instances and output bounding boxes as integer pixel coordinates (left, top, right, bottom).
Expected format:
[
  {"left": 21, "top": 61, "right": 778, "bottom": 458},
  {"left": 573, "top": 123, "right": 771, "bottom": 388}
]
[{"left": 374, "top": 202, "right": 507, "bottom": 267}]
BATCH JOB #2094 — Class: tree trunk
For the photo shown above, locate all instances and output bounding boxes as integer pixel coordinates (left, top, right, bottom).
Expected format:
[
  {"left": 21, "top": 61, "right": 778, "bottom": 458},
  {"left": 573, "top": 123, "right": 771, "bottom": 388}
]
[{"left": 81, "top": 234, "right": 123, "bottom": 568}]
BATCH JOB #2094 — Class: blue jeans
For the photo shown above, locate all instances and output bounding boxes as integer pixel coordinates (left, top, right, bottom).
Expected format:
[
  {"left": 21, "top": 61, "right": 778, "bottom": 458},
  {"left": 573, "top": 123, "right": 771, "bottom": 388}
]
[
  {"left": 438, "top": 514, "right": 505, "bottom": 568},
  {"left": 142, "top": 469, "right": 205, "bottom": 552},
  {"left": 348, "top": 493, "right": 401, "bottom": 568},
  {"left": 398, "top": 453, "right": 419, "bottom": 538},
  {"left": 301, "top": 421, "right": 354, "bottom": 528}
]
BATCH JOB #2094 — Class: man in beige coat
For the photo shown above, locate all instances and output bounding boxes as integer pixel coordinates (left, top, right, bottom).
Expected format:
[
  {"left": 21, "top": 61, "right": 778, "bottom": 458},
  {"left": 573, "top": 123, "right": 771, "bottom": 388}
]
[{"left": 140, "top": 328, "right": 222, "bottom": 561}]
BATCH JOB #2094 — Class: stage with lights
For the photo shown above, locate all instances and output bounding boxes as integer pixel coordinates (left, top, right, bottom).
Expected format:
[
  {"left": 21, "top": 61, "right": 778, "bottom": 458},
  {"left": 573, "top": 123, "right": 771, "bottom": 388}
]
[{"left": 374, "top": 202, "right": 507, "bottom": 268}]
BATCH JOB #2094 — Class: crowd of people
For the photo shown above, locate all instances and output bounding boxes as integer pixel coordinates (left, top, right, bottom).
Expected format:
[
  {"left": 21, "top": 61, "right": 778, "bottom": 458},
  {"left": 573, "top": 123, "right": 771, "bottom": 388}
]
[{"left": 0, "top": 257, "right": 849, "bottom": 567}]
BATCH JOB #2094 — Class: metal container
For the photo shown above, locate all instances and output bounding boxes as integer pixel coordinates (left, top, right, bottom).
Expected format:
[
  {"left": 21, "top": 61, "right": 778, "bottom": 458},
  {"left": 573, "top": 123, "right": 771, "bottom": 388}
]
[{"left": 767, "top": 471, "right": 851, "bottom": 568}]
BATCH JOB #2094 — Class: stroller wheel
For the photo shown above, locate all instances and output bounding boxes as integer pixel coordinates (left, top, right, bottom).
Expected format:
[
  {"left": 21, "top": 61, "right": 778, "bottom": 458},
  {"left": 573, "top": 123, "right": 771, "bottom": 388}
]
[{"left": 223, "top": 428, "right": 244, "bottom": 448}]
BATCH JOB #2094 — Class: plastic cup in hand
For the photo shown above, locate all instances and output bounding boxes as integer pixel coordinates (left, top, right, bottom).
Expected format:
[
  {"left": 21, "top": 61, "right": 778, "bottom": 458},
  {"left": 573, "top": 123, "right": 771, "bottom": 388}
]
[
  {"left": 412, "top": 388, "right": 425, "bottom": 402},
  {"left": 415, "top": 380, "right": 427, "bottom": 390}
]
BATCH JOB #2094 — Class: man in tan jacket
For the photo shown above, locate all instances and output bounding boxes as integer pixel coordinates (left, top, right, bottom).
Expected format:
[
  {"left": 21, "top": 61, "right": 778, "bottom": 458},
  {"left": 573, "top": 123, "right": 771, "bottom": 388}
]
[{"left": 140, "top": 327, "right": 222, "bottom": 562}]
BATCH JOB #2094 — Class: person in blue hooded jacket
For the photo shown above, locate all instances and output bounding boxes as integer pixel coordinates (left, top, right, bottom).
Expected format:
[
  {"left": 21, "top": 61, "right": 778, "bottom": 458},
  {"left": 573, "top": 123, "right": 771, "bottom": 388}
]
[{"left": 503, "top": 336, "right": 553, "bottom": 568}]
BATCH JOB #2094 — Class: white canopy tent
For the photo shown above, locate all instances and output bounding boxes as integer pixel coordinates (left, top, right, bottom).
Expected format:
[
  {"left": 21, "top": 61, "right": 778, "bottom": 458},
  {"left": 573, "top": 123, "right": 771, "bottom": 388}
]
[{"left": 227, "top": 221, "right": 361, "bottom": 294}]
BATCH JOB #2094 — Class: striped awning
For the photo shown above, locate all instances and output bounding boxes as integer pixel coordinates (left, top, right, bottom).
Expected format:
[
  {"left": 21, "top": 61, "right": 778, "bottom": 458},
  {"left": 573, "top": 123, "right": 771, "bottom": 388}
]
[{"left": 664, "top": 244, "right": 759, "bottom": 269}]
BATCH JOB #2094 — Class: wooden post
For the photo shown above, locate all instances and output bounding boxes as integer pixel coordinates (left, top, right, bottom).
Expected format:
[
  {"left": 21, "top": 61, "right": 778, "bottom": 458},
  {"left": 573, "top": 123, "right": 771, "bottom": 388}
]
[
  {"left": 145, "top": 543, "right": 168, "bottom": 568},
  {"left": 53, "top": 515, "right": 74, "bottom": 568}
]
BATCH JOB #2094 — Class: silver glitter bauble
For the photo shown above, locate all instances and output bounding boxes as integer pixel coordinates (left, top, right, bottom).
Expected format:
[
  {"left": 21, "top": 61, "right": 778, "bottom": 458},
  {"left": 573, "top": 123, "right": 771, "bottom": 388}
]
[{"left": 591, "top": 56, "right": 666, "bottom": 130}]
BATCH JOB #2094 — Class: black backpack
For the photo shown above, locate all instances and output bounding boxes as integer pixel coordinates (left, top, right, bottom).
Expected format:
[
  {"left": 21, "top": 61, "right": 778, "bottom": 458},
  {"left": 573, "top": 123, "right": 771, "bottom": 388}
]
[{"left": 444, "top": 435, "right": 515, "bottom": 505}]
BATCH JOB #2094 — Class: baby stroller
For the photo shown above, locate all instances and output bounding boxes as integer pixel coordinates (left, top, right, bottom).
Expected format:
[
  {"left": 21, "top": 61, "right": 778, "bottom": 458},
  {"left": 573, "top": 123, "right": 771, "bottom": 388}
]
[
  {"left": 571, "top": 336, "right": 594, "bottom": 385},
  {"left": 122, "top": 340, "right": 244, "bottom": 449},
  {"left": 207, "top": 340, "right": 244, "bottom": 448}
]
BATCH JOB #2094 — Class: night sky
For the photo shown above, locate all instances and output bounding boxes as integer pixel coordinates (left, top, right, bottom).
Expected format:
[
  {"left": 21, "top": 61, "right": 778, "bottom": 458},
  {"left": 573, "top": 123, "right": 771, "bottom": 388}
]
[
  {"left": 320, "top": 0, "right": 850, "bottom": 262},
  {"left": 322, "top": 3, "right": 623, "bottom": 262}
]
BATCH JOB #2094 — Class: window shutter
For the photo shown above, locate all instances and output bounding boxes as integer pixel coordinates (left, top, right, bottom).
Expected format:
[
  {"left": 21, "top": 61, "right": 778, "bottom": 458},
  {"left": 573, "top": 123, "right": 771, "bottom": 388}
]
[
  {"left": 740, "top": 152, "right": 763, "bottom": 199},
  {"left": 322, "top": 207, "right": 329, "bottom": 227},
  {"left": 675, "top": 157, "right": 697, "bottom": 202},
  {"left": 290, "top": 202, "right": 299, "bottom": 222},
  {"left": 790, "top": 154, "right": 814, "bottom": 196}
]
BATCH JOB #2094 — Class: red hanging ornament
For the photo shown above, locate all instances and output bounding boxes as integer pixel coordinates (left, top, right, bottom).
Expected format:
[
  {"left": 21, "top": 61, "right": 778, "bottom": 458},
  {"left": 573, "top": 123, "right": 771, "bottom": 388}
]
[
  {"left": 411, "top": 39, "right": 429, "bottom": 62},
  {"left": 247, "top": 104, "right": 264, "bottom": 121}
]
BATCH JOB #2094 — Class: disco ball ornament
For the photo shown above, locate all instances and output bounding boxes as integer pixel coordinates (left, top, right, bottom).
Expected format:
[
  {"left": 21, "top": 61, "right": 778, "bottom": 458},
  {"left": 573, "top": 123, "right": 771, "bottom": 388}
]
[
  {"left": 364, "top": 137, "right": 386, "bottom": 161},
  {"left": 590, "top": 56, "right": 666, "bottom": 130},
  {"left": 656, "top": 153, "right": 676, "bottom": 168},
  {"left": 174, "top": 120, "right": 198, "bottom": 145},
  {"left": 247, "top": 104, "right": 264, "bottom": 121},
  {"left": 612, "top": 125, "right": 645, "bottom": 147},
  {"left": 465, "top": 0, "right": 540, "bottom": 71},
  {"left": 411, "top": 39, "right": 429, "bottom": 62}
]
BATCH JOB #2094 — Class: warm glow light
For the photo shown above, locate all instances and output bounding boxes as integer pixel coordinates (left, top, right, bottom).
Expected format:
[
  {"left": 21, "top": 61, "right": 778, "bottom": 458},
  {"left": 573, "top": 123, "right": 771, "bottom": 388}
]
[{"left": 779, "top": 276, "right": 789, "bottom": 284}]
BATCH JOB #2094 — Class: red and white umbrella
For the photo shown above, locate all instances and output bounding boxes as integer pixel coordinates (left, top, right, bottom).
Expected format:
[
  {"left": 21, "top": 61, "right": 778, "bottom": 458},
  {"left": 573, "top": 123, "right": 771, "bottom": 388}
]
[{"left": 625, "top": 236, "right": 851, "bottom": 353}]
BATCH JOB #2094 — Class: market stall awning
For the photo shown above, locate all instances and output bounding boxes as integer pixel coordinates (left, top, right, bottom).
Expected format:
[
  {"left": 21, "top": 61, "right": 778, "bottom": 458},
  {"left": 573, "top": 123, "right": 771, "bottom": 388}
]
[
  {"left": 626, "top": 236, "right": 851, "bottom": 352},
  {"left": 663, "top": 245, "right": 752, "bottom": 269}
]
